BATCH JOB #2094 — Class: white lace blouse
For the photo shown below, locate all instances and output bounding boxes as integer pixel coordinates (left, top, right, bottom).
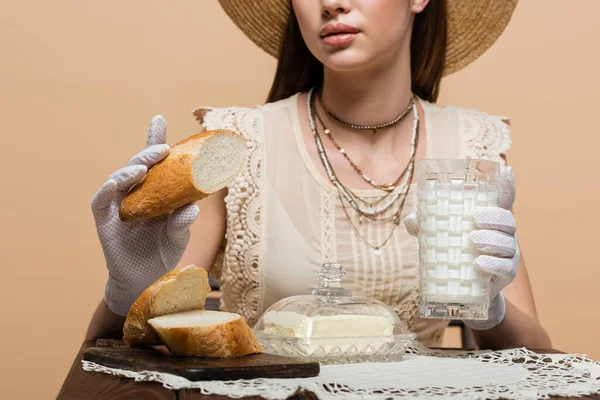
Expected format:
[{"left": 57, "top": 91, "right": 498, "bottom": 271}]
[{"left": 192, "top": 92, "right": 511, "bottom": 347}]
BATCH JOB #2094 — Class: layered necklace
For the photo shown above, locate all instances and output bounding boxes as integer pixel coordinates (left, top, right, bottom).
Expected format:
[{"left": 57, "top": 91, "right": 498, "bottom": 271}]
[
  {"left": 319, "top": 90, "right": 415, "bottom": 136},
  {"left": 306, "top": 87, "right": 420, "bottom": 255}
]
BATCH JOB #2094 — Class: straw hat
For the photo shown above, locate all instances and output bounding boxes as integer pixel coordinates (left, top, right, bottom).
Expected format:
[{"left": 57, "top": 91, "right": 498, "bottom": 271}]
[{"left": 218, "top": 0, "right": 518, "bottom": 76}]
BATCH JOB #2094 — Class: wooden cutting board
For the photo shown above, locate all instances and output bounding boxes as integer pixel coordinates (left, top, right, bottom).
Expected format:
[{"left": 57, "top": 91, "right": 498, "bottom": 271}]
[{"left": 83, "top": 340, "right": 320, "bottom": 381}]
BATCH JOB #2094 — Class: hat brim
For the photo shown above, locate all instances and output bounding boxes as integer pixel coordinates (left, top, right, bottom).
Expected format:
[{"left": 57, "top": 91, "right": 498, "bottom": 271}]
[{"left": 218, "top": 0, "right": 518, "bottom": 77}]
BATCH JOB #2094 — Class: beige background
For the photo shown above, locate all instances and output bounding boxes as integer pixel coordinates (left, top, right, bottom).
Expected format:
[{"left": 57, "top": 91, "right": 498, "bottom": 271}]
[{"left": 1, "top": 1, "right": 599, "bottom": 398}]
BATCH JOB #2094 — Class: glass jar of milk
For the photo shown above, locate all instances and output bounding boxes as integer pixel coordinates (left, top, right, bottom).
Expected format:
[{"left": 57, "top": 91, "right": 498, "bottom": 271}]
[{"left": 416, "top": 159, "right": 501, "bottom": 320}]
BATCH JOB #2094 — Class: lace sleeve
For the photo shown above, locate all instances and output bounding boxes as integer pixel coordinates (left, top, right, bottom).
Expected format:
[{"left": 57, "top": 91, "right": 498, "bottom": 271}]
[
  {"left": 460, "top": 108, "right": 512, "bottom": 167},
  {"left": 191, "top": 104, "right": 267, "bottom": 325}
]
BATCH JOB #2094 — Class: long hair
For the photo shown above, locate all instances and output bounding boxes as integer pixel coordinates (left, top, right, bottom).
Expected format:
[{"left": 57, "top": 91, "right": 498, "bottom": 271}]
[{"left": 266, "top": 1, "right": 448, "bottom": 103}]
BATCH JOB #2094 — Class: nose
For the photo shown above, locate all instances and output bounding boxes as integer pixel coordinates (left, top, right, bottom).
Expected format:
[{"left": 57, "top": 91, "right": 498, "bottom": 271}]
[{"left": 321, "top": 0, "right": 351, "bottom": 18}]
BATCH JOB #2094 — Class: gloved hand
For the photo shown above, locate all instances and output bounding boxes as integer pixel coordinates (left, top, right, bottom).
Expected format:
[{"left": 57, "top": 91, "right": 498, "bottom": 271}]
[
  {"left": 404, "top": 166, "right": 519, "bottom": 330},
  {"left": 91, "top": 116, "right": 200, "bottom": 316}
]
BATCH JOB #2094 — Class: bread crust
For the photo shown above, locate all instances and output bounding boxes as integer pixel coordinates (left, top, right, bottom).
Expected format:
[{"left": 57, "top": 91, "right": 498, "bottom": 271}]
[
  {"left": 122, "top": 266, "right": 209, "bottom": 346},
  {"left": 119, "top": 129, "right": 245, "bottom": 222},
  {"left": 148, "top": 312, "right": 263, "bottom": 358},
  {"left": 122, "top": 287, "right": 159, "bottom": 346}
]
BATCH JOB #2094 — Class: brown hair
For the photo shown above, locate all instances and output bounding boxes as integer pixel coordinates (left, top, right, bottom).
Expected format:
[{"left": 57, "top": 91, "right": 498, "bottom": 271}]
[{"left": 267, "top": 1, "right": 447, "bottom": 103}]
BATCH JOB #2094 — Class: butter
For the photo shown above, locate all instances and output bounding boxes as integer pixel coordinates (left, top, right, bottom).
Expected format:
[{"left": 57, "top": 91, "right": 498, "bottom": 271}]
[{"left": 263, "top": 311, "right": 394, "bottom": 338}]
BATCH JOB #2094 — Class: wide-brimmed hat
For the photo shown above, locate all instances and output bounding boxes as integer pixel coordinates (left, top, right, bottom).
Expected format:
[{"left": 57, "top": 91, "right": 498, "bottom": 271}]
[{"left": 218, "top": 0, "right": 518, "bottom": 76}]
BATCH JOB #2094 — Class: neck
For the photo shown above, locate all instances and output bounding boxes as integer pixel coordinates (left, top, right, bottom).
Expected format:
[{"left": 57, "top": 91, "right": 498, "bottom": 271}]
[{"left": 320, "top": 53, "right": 413, "bottom": 129}]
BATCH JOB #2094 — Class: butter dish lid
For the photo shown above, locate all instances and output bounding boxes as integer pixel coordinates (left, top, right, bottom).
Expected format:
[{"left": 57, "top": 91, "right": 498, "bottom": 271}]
[{"left": 253, "top": 263, "right": 413, "bottom": 339}]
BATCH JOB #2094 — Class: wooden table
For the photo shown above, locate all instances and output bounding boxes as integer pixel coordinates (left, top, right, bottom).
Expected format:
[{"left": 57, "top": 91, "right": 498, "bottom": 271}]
[{"left": 58, "top": 340, "right": 599, "bottom": 400}]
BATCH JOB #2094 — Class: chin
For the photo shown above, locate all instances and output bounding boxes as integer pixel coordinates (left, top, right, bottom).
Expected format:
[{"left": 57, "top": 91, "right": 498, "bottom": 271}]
[{"left": 320, "top": 49, "right": 374, "bottom": 73}]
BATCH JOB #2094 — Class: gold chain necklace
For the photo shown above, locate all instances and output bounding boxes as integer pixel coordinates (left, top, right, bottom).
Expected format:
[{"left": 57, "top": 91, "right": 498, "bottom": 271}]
[
  {"left": 337, "top": 180, "right": 411, "bottom": 255},
  {"left": 311, "top": 90, "right": 419, "bottom": 219},
  {"left": 314, "top": 115, "right": 409, "bottom": 223},
  {"left": 314, "top": 106, "right": 406, "bottom": 211},
  {"left": 318, "top": 89, "right": 414, "bottom": 135},
  {"left": 307, "top": 88, "right": 420, "bottom": 254},
  {"left": 314, "top": 104, "right": 408, "bottom": 193}
]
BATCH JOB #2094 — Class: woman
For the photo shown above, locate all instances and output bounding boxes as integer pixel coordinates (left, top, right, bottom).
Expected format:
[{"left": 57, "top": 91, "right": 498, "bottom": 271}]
[{"left": 87, "top": 0, "right": 551, "bottom": 349}]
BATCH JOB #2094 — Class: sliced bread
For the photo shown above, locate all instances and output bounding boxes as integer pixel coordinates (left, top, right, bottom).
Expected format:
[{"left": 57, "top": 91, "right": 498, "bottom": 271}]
[
  {"left": 148, "top": 310, "right": 263, "bottom": 358},
  {"left": 123, "top": 265, "right": 211, "bottom": 346}
]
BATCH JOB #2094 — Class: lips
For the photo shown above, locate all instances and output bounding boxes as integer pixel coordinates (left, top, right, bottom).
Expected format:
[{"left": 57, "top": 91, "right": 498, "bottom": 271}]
[
  {"left": 320, "top": 23, "right": 361, "bottom": 38},
  {"left": 322, "top": 33, "right": 358, "bottom": 46},
  {"left": 320, "top": 23, "right": 361, "bottom": 46},
  {"left": 321, "top": 23, "right": 360, "bottom": 39}
]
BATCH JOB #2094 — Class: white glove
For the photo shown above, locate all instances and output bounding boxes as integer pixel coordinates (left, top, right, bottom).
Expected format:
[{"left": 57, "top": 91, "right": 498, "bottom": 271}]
[
  {"left": 405, "top": 166, "right": 519, "bottom": 330},
  {"left": 91, "top": 116, "right": 200, "bottom": 316}
]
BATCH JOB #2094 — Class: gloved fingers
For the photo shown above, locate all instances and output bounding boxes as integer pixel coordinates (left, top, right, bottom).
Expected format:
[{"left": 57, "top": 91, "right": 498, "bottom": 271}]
[
  {"left": 499, "top": 166, "right": 516, "bottom": 210},
  {"left": 490, "top": 269, "right": 518, "bottom": 302},
  {"left": 128, "top": 144, "right": 170, "bottom": 168},
  {"left": 108, "top": 165, "right": 148, "bottom": 192},
  {"left": 473, "top": 207, "right": 516, "bottom": 235},
  {"left": 91, "top": 179, "right": 118, "bottom": 215},
  {"left": 166, "top": 203, "right": 200, "bottom": 246},
  {"left": 469, "top": 229, "right": 517, "bottom": 258},
  {"left": 146, "top": 115, "right": 167, "bottom": 147},
  {"left": 403, "top": 210, "right": 419, "bottom": 237},
  {"left": 476, "top": 255, "right": 518, "bottom": 282}
]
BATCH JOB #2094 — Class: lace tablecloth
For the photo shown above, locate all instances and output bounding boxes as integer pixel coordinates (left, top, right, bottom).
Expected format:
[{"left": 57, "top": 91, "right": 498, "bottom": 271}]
[{"left": 82, "top": 343, "right": 600, "bottom": 399}]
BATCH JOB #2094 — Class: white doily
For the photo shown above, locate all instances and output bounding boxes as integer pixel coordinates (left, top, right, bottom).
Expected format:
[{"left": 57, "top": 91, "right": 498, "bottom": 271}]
[{"left": 82, "top": 343, "right": 600, "bottom": 399}]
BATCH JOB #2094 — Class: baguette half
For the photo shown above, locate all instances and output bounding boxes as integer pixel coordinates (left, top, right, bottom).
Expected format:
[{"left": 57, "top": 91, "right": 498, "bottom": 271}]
[
  {"left": 148, "top": 310, "right": 263, "bottom": 358},
  {"left": 120, "top": 129, "right": 247, "bottom": 222},
  {"left": 123, "top": 265, "right": 211, "bottom": 346}
]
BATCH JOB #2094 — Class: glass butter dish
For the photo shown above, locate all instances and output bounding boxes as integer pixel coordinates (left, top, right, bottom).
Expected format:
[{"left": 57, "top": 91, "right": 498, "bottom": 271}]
[{"left": 253, "top": 263, "right": 416, "bottom": 364}]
